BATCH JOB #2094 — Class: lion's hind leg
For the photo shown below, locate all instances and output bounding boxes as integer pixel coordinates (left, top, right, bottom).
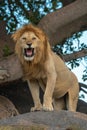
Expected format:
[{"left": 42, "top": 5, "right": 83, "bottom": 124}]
[
  {"left": 53, "top": 97, "right": 66, "bottom": 111},
  {"left": 67, "top": 83, "right": 79, "bottom": 112}
]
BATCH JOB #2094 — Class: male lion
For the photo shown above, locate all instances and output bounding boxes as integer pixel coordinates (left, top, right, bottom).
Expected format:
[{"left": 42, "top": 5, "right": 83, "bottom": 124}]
[{"left": 12, "top": 24, "right": 79, "bottom": 112}]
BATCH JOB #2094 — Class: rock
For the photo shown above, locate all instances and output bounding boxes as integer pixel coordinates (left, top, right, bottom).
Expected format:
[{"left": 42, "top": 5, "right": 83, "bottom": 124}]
[
  {"left": 0, "top": 110, "right": 87, "bottom": 130},
  {"left": 0, "top": 95, "right": 19, "bottom": 119}
]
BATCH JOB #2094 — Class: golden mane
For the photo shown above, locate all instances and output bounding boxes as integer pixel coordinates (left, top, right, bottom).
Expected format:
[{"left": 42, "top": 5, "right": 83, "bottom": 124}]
[
  {"left": 12, "top": 24, "right": 51, "bottom": 65},
  {"left": 12, "top": 24, "right": 48, "bottom": 43}
]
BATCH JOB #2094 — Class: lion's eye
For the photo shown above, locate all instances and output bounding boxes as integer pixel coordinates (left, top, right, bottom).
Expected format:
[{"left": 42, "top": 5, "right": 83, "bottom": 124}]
[
  {"left": 32, "top": 37, "right": 36, "bottom": 40},
  {"left": 22, "top": 37, "right": 26, "bottom": 40}
]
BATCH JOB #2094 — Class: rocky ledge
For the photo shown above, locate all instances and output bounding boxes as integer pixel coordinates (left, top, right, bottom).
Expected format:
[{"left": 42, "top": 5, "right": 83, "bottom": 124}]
[{"left": 0, "top": 110, "right": 87, "bottom": 130}]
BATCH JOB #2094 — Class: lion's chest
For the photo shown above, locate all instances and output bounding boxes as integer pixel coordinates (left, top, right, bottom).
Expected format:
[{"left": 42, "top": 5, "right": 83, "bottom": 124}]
[{"left": 23, "top": 64, "right": 46, "bottom": 80}]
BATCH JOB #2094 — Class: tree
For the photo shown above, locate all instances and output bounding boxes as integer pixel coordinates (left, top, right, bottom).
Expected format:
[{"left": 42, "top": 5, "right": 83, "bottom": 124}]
[{"left": 0, "top": 0, "right": 87, "bottom": 94}]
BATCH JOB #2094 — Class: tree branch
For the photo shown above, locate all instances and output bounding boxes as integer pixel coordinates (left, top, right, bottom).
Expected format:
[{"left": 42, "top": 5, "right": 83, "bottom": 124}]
[
  {"left": 79, "top": 82, "right": 87, "bottom": 89},
  {"left": 60, "top": 0, "right": 76, "bottom": 6},
  {"left": 79, "top": 82, "right": 87, "bottom": 94},
  {"left": 38, "top": 0, "right": 87, "bottom": 45},
  {"left": 63, "top": 49, "right": 87, "bottom": 62}
]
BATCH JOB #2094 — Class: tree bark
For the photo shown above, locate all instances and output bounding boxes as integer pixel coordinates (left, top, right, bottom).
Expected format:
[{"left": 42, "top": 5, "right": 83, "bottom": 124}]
[
  {"left": 0, "top": 54, "right": 23, "bottom": 84},
  {"left": 63, "top": 49, "right": 87, "bottom": 62},
  {"left": 38, "top": 0, "right": 87, "bottom": 45},
  {"left": 60, "top": 0, "right": 76, "bottom": 6}
]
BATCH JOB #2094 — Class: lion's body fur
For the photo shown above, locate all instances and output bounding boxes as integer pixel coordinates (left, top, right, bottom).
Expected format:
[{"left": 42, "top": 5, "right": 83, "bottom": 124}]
[{"left": 12, "top": 24, "right": 79, "bottom": 111}]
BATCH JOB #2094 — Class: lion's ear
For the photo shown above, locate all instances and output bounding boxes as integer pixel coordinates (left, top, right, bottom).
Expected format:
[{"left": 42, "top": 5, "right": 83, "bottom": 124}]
[
  {"left": 12, "top": 28, "right": 24, "bottom": 42},
  {"left": 12, "top": 31, "right": 20, "bottom": 42}
]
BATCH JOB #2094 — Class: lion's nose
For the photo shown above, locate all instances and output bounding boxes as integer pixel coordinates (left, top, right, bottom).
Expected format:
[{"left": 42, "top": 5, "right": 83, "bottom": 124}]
[{"left": 27, "top": 43, "right": 32, "bottom": 48}]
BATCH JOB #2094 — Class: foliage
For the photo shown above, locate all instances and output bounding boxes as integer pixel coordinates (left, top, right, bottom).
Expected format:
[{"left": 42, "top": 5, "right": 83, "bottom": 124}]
[
  {"left": 53, "top": 32, "right": 87, "bottom": 81},
  {"left": 0, "top": 0, "right": 62, "bottom": 33},
  {"left": 82, "top": 68, "right": 87, "bottom": 81},
  {"left": 3, "top": 45, "right": 12, "bottom": 57},
  {"left": 79, "top": 94, "right": 85, "bottom": 99}
]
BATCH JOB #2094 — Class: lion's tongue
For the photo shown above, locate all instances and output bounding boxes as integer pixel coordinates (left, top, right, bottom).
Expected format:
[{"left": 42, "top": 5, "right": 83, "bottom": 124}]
[{"left": 26, "top": 50, "right": 32, "bottom": 56}]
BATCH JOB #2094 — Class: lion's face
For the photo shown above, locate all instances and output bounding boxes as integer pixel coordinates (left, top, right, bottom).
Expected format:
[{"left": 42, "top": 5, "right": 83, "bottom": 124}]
[
  {"left": 12, "top": 24, "right": 50, "bottom": 64},
  {"left": 19, "top": 31, "right": 43, "bottom": 61}
]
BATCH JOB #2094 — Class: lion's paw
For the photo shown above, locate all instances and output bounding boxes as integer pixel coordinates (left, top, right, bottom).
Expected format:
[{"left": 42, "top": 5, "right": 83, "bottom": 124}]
[
  {"left": 43, "top": 104, "right": 54, "bottom": 111},
  {"left": 30, "top": 105, "right": 42, "bottom": 112}
]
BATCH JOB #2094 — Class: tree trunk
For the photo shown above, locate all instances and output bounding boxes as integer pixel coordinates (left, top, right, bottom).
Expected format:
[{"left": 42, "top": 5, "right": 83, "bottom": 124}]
[{"left": 0, "top": 54, "right": 23, "bottom": 84}]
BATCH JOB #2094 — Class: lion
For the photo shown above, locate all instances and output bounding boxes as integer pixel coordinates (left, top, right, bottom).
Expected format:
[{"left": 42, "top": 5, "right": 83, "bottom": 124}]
[{"left": 12, "top": 24, "right": 79, "bottom": 112}]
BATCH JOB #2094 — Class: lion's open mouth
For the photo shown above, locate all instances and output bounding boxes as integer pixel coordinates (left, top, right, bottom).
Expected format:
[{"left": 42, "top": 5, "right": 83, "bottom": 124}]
[
  {"left": 24, "top": 47, "right": 34, "bottom": 57},
  {"left": 23, "top": 47, "right": 35, "bottom": 61}
]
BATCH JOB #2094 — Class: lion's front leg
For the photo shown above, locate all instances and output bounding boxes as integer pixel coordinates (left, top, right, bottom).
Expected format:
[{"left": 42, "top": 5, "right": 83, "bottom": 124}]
[
  {"left": 27, "top": 80, "right": 42, "bottom": 112},
  {"left": 43, "top": 74, "right": 57, "bottom": 111}
]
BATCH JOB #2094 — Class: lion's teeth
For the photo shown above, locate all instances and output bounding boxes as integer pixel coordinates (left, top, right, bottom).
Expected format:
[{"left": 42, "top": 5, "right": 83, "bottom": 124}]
[{"left": 26, "top": 50, "right": 32, "bottom": 56}]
